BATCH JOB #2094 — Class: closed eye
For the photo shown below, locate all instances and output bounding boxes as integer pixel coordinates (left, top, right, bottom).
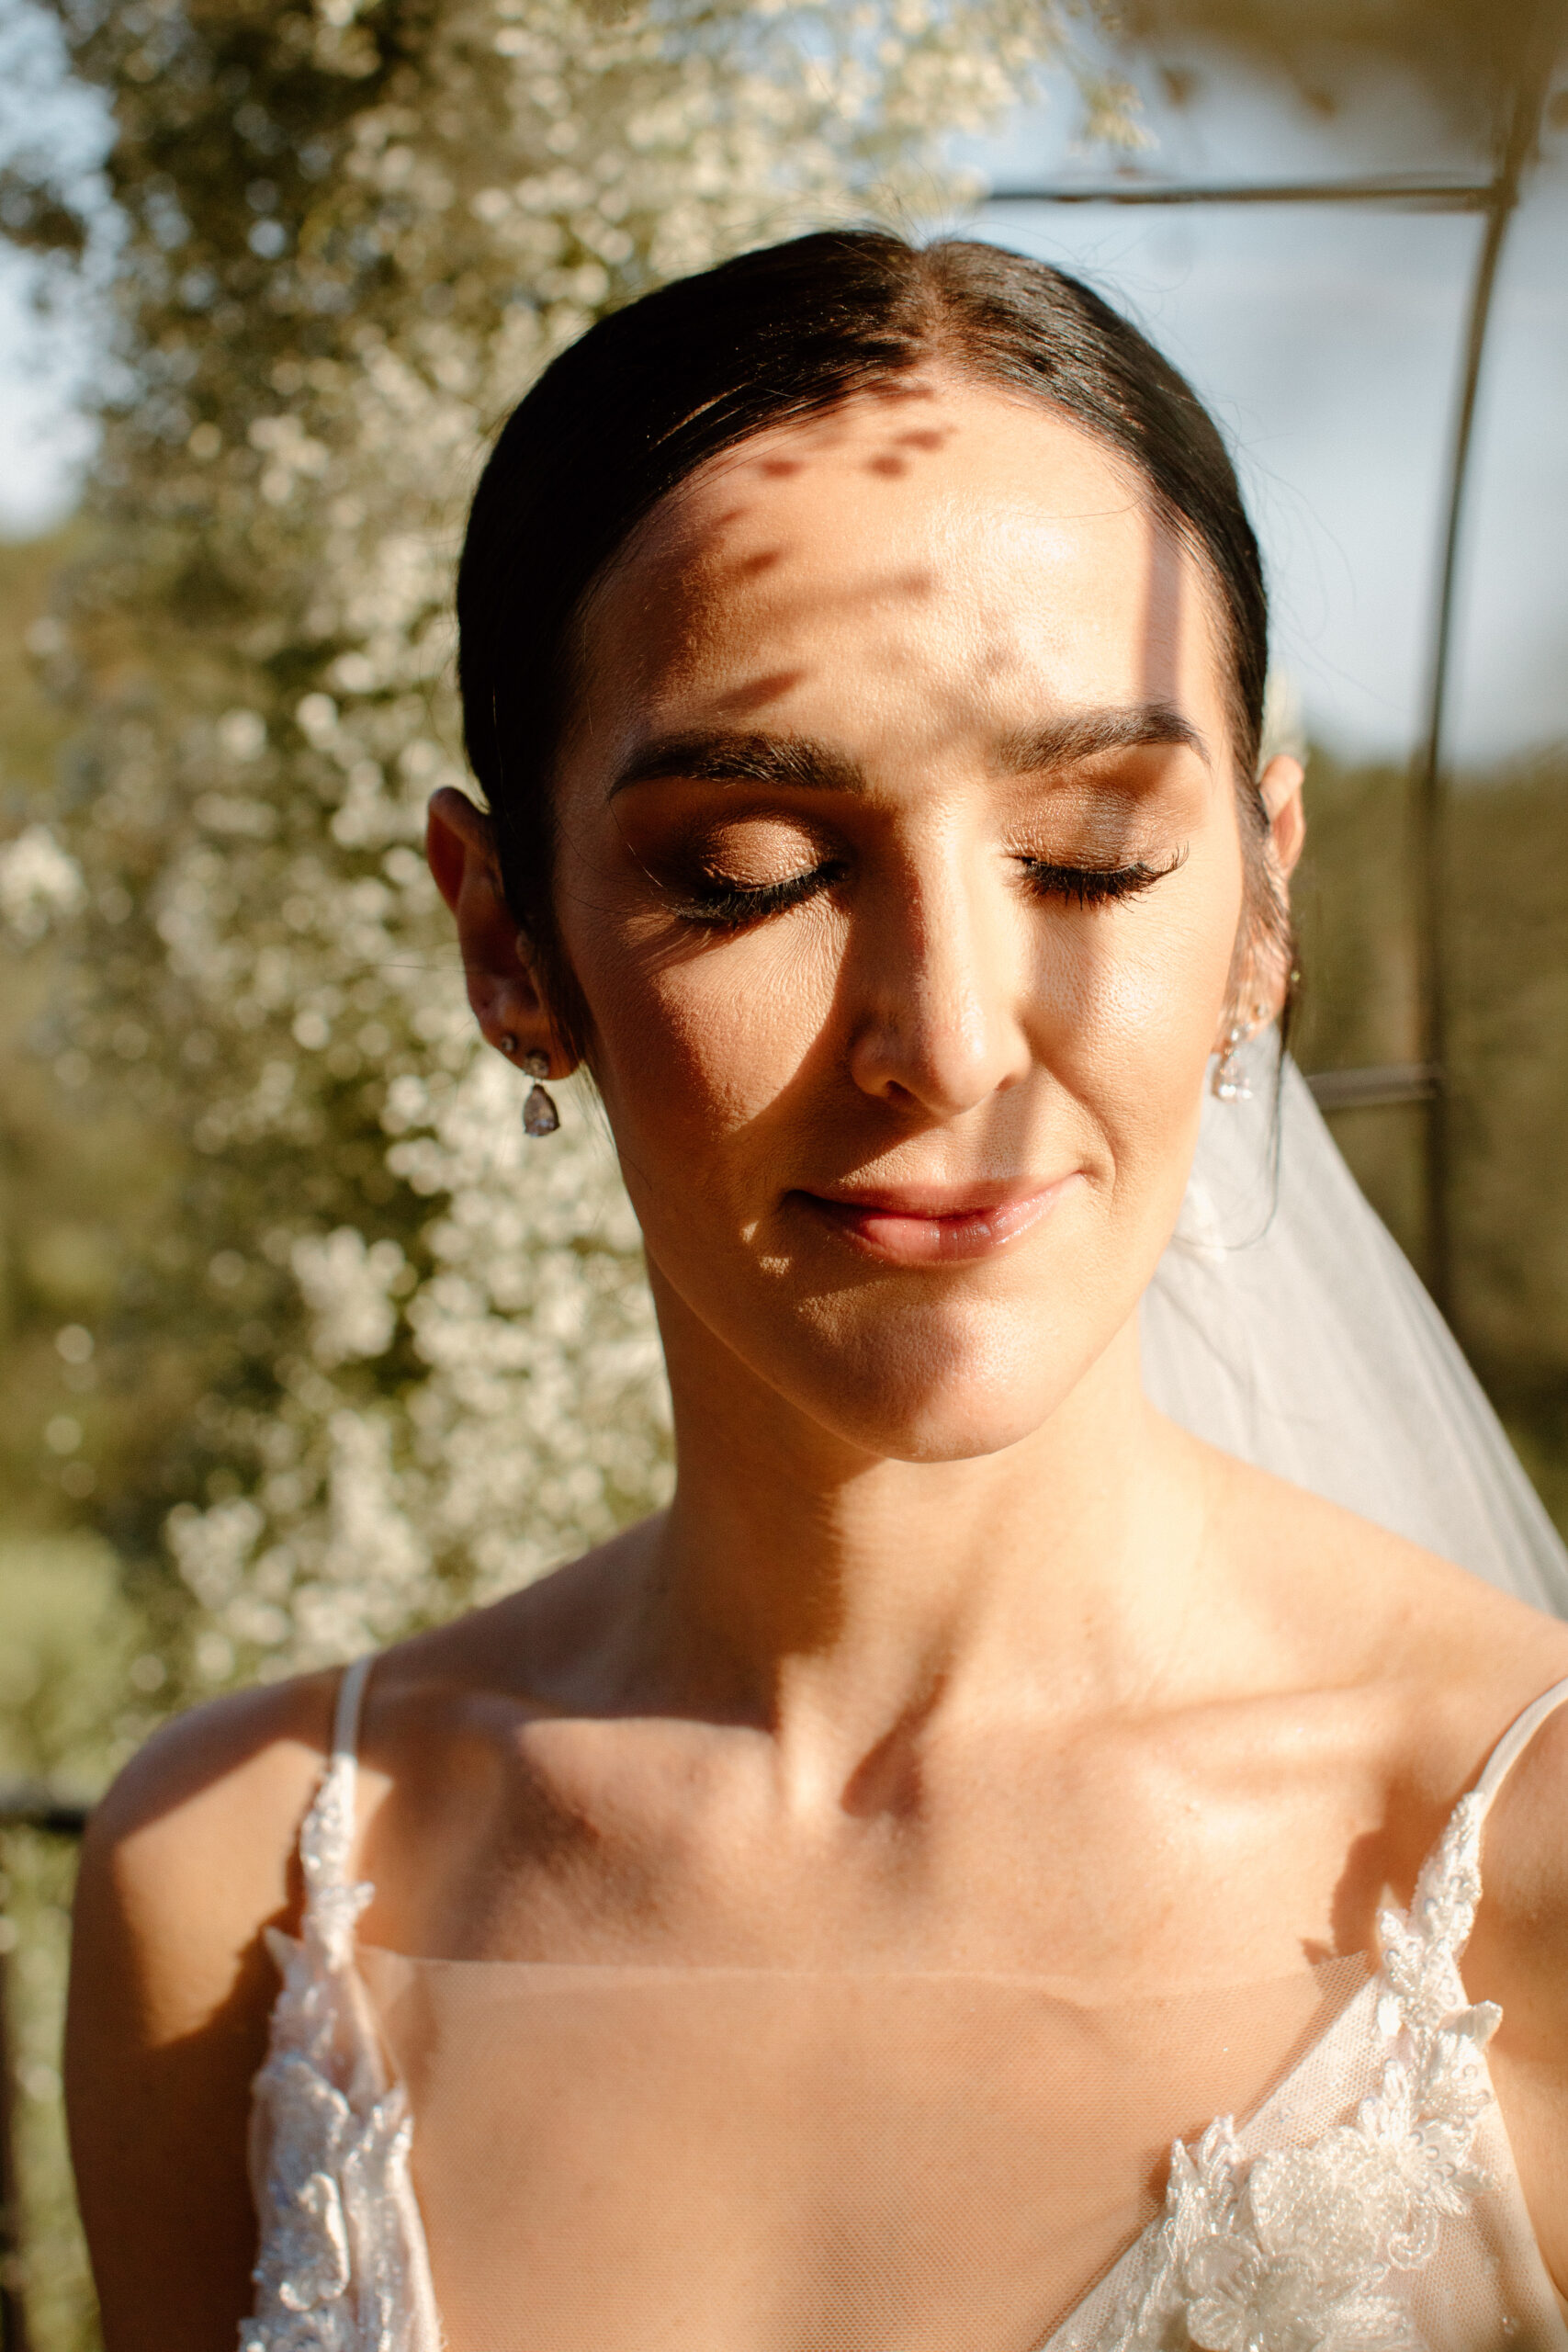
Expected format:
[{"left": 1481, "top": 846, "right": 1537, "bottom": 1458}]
[
  {"left": 1021, "top": 848, "right": 1186, "bottom": 907},
  {"left": 668, "top": 861, "right": 845, "bottom": 930}
]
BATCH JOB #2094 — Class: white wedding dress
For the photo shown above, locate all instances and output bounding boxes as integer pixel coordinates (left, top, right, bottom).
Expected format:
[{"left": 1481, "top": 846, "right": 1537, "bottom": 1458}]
[
  {"left": 241, "top": 1054, "right": 1568, "bottom": 2351},
  {"left": 244, "top": 1657, "right": 1568, "bottom": 2352}
]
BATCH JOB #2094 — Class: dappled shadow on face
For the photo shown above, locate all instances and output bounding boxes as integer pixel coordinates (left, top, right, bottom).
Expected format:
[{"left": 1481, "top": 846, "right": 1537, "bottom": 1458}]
[
  {"left": 568, "top": 403, "right": 1222, "bottom": 1304},
  {"left": 671, "top": 381, "right": 960, "bottom": 575},
  {"left": 862, "top": 419, "right": 959, "bottom": 480},
  {"left": 707, "top": 670, "right": 809, "bottom": 718}
]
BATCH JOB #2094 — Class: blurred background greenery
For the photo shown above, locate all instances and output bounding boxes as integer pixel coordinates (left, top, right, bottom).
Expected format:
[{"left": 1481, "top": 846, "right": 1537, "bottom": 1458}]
[{"left": 2, "top": 0, "right": 1566, "bottom": 2343}]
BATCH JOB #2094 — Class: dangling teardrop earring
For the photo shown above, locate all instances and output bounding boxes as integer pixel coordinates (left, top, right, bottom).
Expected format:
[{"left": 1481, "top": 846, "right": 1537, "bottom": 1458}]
[
  {"left": 1213, "top": 1000, "right": 1273, "bottom": 1102},
  {"left": 521, "top": 1048, "right": 559, "bottom": 1137},
  {"left": 1213, "top": 1020, "right": 1251, "bottom": 1102},
  {"left": 497, "top": 1034, "right": 560, "bottom": 1135}
]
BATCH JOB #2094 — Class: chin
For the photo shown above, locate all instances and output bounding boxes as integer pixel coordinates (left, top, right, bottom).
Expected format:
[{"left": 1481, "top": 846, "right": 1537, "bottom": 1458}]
[
  {"left": 853, "top": 1399, "right": 1064, "bottom": 1467},
  {"left": 776, "top": 1306, "right": 1094, "bottom": 1464}
]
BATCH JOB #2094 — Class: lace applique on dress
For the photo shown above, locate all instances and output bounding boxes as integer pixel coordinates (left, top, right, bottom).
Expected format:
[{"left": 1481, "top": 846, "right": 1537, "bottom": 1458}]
[
  {"left": 1090, "top": 1793, "right": 1502, "bottom": 2352},
  {"left": 243, "top": 1657, "right": 440, "bottom": 2352}
]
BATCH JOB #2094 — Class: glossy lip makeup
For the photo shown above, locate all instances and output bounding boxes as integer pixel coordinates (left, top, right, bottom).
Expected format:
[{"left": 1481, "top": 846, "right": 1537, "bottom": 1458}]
[{"left": 792, "top": 1176, "right": 1081, "bottom": 1267}]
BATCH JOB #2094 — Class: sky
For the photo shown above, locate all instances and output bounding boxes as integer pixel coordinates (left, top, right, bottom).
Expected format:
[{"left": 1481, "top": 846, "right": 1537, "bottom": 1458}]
[
  {"left": 958, "top": 40, "right": 1568, "bottom": 767},
  {"left": 1, "top": 27, "right": 1565, "bottom": 767}
]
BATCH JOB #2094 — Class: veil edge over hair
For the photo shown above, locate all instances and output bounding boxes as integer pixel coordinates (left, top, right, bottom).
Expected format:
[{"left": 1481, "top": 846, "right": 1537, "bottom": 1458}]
[{"left": 1142, "top": 1037, "right": 1568, "bottom": 1617}]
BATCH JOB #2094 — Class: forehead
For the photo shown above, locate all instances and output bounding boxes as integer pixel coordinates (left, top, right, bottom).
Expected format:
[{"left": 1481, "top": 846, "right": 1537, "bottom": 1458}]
[{"left": 576, "top": 380, "right": 1226, "bottom": 751}]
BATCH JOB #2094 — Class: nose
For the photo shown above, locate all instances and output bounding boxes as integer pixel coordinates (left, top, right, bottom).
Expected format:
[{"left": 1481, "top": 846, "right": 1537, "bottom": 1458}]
[{"left": 844, "top": 839, "right": 1032, "bottom": 1119}]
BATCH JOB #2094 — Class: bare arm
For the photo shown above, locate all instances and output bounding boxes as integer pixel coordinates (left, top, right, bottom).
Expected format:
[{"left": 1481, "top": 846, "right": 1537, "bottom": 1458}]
[{"left": 64, "top": 1675, "right": 335, "bottom": 2352}]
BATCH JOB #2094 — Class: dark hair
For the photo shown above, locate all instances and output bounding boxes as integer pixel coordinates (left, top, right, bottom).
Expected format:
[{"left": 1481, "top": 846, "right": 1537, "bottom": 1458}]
[{"left": 457, "top": 230, "right": 1283, "bottom": 1053}]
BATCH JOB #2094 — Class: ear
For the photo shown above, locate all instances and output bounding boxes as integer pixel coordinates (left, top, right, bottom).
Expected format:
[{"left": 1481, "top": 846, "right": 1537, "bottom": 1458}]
[
  {"left": 425, "top": 787, "right": 573, "bottom": 1074},
  {"left": 1216, "top": 755, "right": 1307, "bottom": 1049},
  {"left": 1258, "top": 753, "right": 1305, "bottom": 883},
  {"left": 1254, "top": 753, "right": 1305, "bottom": 1024}
]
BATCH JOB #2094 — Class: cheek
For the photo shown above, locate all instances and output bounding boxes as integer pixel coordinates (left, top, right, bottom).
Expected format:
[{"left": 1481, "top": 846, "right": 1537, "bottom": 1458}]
[
  {"left": 1037, "top": 850, "right": 1240, "bottom": 1074},
  {"left": 564, "top": 878, "right": 840, "bottom": 1162},
  {"left": 1090, "top": 898, "right": 1235, "bottom": 1065},
  {"left": 1034, "top": 854, "right": 1242, "bottom": 1234}
]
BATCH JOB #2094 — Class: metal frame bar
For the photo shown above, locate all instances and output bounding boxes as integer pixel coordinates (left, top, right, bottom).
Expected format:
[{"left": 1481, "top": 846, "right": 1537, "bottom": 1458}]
[
  {"left": 1305, "top": 1064, "right": 1440, "bottom": 1114},
  {"left": 985, "top": 172, "right": 1495, "bottom": 209}
]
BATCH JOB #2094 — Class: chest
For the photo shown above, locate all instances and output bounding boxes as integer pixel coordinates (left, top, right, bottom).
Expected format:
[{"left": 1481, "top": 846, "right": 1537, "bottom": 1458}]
[
  {"left": 359, "top": 1712, "right": 1417, "bottom": 1980},
  {"left": 356, "top": 1940, "right": 1374, "bottom": 2352}
]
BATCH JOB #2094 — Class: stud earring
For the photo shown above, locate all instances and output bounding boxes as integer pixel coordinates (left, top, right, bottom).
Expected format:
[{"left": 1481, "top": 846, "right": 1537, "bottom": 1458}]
[{"left": 521, "top": 1047, "right": 559, "bottom": 1136}]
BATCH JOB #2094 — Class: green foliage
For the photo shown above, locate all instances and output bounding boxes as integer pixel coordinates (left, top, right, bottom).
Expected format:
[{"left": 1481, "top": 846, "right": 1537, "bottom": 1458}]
[
  {"left": 0, "top": 1534, "right": 152, "bottom": 1788},
  {"left": 0, "top": 0, "right": 1121, "bottom": 1705},
  {"left": 1, "top": 1825, "right": 92, "bottom": 2352}
]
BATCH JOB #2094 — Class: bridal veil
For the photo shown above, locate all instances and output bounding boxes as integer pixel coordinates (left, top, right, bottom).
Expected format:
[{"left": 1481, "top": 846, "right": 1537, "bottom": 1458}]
[{"left": 1142, "top": 1033, "right": 1568, "bottom": 1616}]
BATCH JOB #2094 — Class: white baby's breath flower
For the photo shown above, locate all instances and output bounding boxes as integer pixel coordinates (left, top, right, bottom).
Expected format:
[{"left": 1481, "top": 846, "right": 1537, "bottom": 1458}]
[{"left": 0, "top": 825, "right": 87, "bottom": 941}]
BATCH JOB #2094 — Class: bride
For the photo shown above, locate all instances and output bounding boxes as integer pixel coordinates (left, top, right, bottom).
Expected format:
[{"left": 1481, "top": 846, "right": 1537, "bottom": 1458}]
[{"left": 64, "top": 231, "right": 1568, "bottom": 2352}]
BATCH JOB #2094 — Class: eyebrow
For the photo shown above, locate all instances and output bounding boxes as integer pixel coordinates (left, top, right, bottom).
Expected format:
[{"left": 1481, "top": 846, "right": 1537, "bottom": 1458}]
[
  {"left": 606, "top": 701, "right": 1208, "bottom": 799},
  {"left": 993, "top": 703, "right": 1211, "bottom": 775},
  {"left": 608, "top": 731, "right": 864, "bottom": 798}
]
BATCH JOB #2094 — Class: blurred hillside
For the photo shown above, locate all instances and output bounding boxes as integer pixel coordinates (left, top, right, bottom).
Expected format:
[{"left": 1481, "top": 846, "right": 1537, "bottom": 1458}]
[{"left": 1291, "top": 743, "right": 1568, "bottom": 1531}]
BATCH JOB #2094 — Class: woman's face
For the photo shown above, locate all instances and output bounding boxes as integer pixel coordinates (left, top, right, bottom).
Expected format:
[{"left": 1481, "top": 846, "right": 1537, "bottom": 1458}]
[{"left": 526, "top": 384, "right": 1272, "bottom": 1462}]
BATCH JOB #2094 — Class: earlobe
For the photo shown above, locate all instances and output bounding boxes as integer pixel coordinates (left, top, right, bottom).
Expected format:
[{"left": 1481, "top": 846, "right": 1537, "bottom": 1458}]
[{"left": 426, "top": 786, "right": 574, "bottom": 1073}]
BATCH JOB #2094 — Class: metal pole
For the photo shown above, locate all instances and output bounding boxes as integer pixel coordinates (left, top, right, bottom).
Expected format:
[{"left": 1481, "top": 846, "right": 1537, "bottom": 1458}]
[
  {"left": 1413, "top": 23, "right": 1562, "bottom": 1318},
  {"left": 984, "top": 171, "right": 1495, "bottom": 210},
  {"left": 0, "top": 1923, "right": 28, "bottom": 2352}
]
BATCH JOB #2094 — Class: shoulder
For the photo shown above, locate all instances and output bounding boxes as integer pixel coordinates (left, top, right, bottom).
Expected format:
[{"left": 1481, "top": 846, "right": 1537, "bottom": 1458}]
[
  {"left": 73, "top": 1668, "right": 339, "bottom": 2044},
  {"left": 1466, "top": 1675, "right": 1568, "bottom": 1990},
  {"left": 65, "top": 1668, "right": 350, "bottom": 2344},
  {"left": 1198, "top": 1434, "right": 1568, "bottom": 1697},
  {"left": 1192, "top": 1433, "right": 1568, "bottom": 1827},
  {"left": 1449, "top": 1662, "right": 1568, "bottom": 2287},
  {"left": 1262, "top": 1472, "right": 1568, "bottom": 1937}
]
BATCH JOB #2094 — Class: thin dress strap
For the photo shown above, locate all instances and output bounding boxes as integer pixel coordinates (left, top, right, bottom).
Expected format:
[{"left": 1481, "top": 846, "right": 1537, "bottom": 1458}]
[
  {"left": 1375, "top": 1675, "right": 1568, "bottom": 1977},
  {"left": 331, "top": 1650, "right": 374, "bottom": 1774},
  {"left": 1473, "top": 1672, "right": 1568, "bottom": 1821},
  {"left": 299, "top": 1653, "right": 376, "bottom": 1936}
]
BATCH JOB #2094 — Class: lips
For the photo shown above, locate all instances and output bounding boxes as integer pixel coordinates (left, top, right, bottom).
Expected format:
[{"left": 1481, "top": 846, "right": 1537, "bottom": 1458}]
[{"left": 793, "top": 1178, "right": 1077, "bottom": 1265}]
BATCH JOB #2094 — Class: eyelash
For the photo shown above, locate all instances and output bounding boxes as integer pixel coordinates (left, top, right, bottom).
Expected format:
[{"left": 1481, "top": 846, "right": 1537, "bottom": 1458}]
[
  {"left": 1019, "top": 849, "right": 1186, "bottom": 907},
  {"left": 670, "top": 863, "right": 845, "bottom": 930},
  {"left": 670, "top": 847, "right": 1185, "bottom": 931}
]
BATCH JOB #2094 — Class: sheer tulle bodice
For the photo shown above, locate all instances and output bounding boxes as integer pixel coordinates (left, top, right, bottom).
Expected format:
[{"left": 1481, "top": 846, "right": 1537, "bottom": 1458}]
[
  {"left": 358, "top": 1947, "right": 1372, "bottom": 2352},
  {"left": 242, "top": 1662, "right": 1568, "bottom": 2352}
]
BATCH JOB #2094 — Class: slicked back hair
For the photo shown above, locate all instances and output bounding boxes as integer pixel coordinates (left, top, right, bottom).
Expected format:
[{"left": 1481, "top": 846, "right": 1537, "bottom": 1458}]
[{"left": 457, "top": 231, "right": 1280, "bottom": 1052}]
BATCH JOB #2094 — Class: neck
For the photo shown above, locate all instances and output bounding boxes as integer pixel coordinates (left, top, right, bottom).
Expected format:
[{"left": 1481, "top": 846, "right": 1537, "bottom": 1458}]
[{"left": 626, "top": 1280, "right": 1212, "bottom": 1785}]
